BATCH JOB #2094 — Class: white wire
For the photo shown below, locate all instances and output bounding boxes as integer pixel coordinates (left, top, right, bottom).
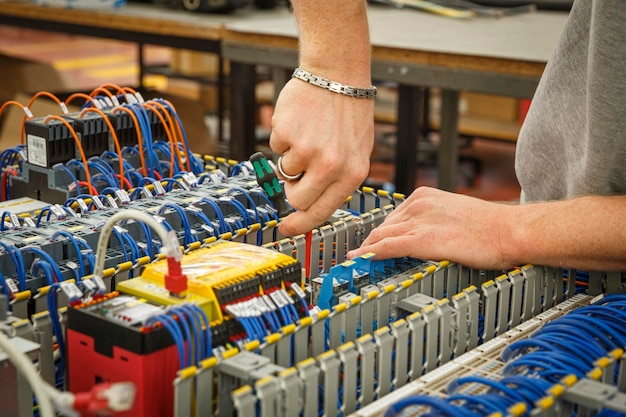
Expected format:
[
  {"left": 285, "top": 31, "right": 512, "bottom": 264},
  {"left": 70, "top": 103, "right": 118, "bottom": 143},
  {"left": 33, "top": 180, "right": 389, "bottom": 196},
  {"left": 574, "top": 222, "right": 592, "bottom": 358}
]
[
  {"left": 93, "top": 208, "right": 176, "bottom": 280},
  {"left": 0, "top": 331, "right": 56, "bottom": 417}
]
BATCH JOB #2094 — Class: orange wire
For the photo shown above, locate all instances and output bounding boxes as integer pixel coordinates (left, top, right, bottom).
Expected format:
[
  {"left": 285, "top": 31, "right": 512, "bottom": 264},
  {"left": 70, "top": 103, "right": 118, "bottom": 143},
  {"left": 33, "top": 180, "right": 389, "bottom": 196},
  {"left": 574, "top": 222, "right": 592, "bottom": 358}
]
[
  {"left": 143, "top": 102, "right": 179, "bottom": 177},
  {"left": 122, "top": 86, "right": 138, "bottom": 95},
  {"left": 0, "top": 100, "right": 28, "bottom": 119},
  {"left": 27, "top": 91, "right": 62, "bottom": 107},
  {"left": 161, "top": 99, "right": 193, "bottom": 172},
  {"left": 113, "top": 107, "right": 147, "bottom": 177},
  {"left": 95, "top": 83, "right": 127, "bottom": 97},
  {"left": 89, "top": 87, "right": 114, "bottom": 98},
  {"left": 79, "top": 108, "right": 126, "bottom": 190},
  {"left": 65, "top": 92, "right": 97, "bottom": 107},
  {"left": 43, "top": 115, "right": 95, "bottom": 195}
]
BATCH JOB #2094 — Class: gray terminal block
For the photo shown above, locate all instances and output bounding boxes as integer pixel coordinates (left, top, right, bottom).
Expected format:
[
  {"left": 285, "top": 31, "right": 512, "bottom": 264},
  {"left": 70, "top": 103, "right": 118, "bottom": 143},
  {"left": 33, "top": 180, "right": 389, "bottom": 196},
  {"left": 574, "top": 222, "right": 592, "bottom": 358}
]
[
  {"left": 219, "top": 351, "right": 286, "bottom": 386},
  {"left": 396, "top": 293, "right": 441, "bottom": 315}
]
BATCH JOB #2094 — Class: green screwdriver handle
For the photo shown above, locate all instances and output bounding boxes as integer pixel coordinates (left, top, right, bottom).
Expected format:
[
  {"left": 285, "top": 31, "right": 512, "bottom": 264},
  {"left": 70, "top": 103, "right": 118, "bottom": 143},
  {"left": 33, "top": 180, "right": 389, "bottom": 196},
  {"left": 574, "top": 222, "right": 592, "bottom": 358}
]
[{"left": 250, "top": 152, "right": 294, "bottom": 218}]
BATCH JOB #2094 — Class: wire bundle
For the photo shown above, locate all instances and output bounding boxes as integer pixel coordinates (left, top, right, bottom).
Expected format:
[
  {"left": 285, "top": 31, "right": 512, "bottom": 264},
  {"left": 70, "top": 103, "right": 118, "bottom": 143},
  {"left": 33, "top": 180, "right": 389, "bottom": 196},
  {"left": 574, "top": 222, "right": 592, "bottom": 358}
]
[
  {"left": 384, "top": 295, "right": 626, "bottom": 417},
  {"left": 144, "top": 303, "right": 212, "bottom": 369}
]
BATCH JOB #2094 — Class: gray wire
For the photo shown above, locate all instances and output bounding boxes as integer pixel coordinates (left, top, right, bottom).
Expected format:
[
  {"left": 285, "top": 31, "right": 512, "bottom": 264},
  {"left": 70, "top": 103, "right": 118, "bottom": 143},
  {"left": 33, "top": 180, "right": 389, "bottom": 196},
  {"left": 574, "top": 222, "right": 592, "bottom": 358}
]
[{"left": 0, "top": 331, "right": 56, "bottom": 417}]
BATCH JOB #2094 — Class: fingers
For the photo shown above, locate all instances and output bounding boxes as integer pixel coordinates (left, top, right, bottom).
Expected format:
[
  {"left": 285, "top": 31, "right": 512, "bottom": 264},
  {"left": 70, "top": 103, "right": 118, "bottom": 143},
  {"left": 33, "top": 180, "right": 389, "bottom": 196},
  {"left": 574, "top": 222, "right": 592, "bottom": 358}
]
[
  {"left": 348, "top": 234, "right": 419, "bottom": 260},
  {"left": 278, "top": 177, "right": 357, "bottom": 236}
]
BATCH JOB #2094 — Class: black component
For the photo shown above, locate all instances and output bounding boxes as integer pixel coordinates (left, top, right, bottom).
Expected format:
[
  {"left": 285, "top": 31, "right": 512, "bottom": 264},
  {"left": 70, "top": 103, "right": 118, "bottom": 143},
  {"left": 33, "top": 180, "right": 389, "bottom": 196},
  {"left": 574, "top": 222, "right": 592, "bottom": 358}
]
[
  {"left": 63, "top": 113, "right": 110, "bottom": 159},
  {"left": 260, "top": 270, "right": 282, "bottom": 291},
  {"left": 110, "top": 111, "right": 139, "bottom": 149},
  {"left": 213, "top": 276, "right": 261, "bottom": 305},
  {"left": 210, "top": 318, "right": 244, "bottom": 347},
  {"left": 25, "top": 117, "right": 77, "bottom": 168},
  {"left": 68, "top": 298, "right": 174, "bottom": 357},
  {"left": 282, "top": 262, "right": 302, "bottom": 286}
]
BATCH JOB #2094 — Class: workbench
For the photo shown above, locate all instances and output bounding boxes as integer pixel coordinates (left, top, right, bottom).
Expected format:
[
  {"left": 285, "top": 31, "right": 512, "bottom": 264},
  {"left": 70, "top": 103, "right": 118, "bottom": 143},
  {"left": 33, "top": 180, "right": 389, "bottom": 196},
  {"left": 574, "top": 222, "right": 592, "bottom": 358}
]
[
  {"left": 223, "top": 6, "right": 569, "bottom": 193},
  {"left": 0, "top": 2, "right": 569, "bottom": 193}
]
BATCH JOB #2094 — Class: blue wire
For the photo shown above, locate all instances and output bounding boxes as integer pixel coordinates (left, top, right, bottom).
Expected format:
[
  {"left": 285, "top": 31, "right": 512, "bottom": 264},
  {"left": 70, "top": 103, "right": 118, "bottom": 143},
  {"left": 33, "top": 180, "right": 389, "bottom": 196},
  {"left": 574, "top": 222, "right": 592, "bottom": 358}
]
[
  {"left": 148, "top": 314, "right": 185, "bottom": 369},
  {"left": 185, "top": 207, "right": 217, "bottom": 239},
  {"left": 134, "top": 220, "right": 155, "bottom": 259},
  {"left": 35, "top": 206, "right": 53, "bottom": 227},
  {"left": 110, "top": 227, "right": 130, "bottom": 263},
  {"left": 383, "top": 395, "right": 479, "bottom": 417},
  {"left": 88, "top": 160, "right": 119, "bottom": 188},
  {"left": 173, "top": 305, "right": 200, "bottom": 365},
  {"left": 47, "top": 284, "right": 66, "bottom": 383},
  {"left": 168, "top": 309, "right": 192, "bottom": 368},
  {"left": 50, "top": 230, "right": 86, "bottom": 280},
  {"left": 54, "top": 164, "right": 81, "bottom": 194},
  {"left": 158, "top": 203, "right": 196, "bottom": 245},
  {"left": 448, "top": 376, "right": 526, "bottom": 405},
  {"left": 21, "top": 246, "right": 64, "bottom": 283},
  {"left": 200, "top": 198, "right": 230, "bottom": 234},
  {"left": 0, "top": 211, "right": 13, "bottom": 231},
  {"left": 187, "top": 303, "right": 212, "bottom": 358},
  {"left": 0, "top": 242, "right": 26, "bottom": 291},
  {"left": 120, "top": 231, "right": 140, "bottom": 265},
  {"left": 32, "top": 259, "right": 60, "bottom": 286}
]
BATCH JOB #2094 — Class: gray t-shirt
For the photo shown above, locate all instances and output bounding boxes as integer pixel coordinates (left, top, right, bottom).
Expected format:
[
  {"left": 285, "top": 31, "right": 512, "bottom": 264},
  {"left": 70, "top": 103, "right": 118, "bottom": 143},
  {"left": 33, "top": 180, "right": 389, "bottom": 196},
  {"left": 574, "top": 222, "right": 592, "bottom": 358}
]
[{"left": 515, "top": 0, "right": 626, "bottom": 203}]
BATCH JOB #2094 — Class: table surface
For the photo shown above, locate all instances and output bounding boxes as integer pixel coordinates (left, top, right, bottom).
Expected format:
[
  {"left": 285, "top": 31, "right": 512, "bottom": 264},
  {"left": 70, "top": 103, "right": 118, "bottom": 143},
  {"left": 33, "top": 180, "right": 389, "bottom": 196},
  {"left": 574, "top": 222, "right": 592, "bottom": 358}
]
[{"left": 224, "top": 5, "right": 570, "bottom": 77}]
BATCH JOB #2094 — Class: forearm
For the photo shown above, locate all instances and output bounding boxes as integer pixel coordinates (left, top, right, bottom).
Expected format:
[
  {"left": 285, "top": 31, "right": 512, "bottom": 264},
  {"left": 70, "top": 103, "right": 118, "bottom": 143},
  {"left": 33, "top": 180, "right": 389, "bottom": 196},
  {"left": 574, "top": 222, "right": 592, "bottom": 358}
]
[
  {"left": 291, "top": 0, "right": 371, "bottom": 86},
  {"left": 508, "top": 195, "right": 626, "bottom": 271}
]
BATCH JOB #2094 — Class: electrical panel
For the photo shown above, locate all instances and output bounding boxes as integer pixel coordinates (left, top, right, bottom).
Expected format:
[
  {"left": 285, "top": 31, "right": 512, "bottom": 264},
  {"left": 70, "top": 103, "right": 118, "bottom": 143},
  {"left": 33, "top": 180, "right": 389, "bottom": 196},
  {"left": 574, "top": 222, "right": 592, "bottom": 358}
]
[{"left": 0, "top": 87, "right": 625, "bottom": 417}]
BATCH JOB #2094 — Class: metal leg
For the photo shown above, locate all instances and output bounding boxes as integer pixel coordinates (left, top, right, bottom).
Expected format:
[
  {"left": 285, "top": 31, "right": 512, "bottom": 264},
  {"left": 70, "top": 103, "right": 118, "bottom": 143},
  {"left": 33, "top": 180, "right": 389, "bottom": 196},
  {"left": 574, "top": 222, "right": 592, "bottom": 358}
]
[
  {"left": 138, "top": 43, "right": 145, "bottom": 91},
  {"left": 395, "top": 85, "right": 423, "bottom": 195},
  {"left": 217, "top": 54, "right": 225, "bottom": 143},
  {"left": 229, "top": 62, "right": 258, "bottom": 161},
  {"left": 438, "top": 89, "right": 460, "bottom": 191}
]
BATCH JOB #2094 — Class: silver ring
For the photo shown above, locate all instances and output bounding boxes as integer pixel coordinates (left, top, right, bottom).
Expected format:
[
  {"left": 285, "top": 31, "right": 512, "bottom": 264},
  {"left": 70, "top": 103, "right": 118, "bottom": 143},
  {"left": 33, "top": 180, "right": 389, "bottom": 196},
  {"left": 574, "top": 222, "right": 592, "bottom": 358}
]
[{"left": 276, "top": 155, "right": 304, "bottom": 181}]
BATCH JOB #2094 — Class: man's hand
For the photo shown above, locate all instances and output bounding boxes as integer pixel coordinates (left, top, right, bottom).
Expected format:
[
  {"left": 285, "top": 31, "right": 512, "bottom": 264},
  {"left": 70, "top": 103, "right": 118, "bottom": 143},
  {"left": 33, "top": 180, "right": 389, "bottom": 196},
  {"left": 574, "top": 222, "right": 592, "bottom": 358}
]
[
  {"left": 348, "top": 187, "right": 516, "bottom": 270},
  {"left": 270, "top": 77, "right": 374, "bottom": 236}
]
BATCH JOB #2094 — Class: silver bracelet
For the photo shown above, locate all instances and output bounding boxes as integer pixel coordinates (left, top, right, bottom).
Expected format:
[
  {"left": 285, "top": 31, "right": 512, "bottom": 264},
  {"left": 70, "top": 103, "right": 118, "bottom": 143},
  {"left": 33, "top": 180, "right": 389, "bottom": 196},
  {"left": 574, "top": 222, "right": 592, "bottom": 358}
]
[{"left": 291, "top": 68, "right": 377, "bottom": 99}]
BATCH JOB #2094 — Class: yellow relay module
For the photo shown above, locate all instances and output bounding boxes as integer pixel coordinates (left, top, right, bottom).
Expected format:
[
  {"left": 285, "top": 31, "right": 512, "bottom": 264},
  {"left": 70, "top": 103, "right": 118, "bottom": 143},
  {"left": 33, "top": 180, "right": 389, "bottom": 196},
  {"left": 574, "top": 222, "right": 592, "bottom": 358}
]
[{"left": 117, "top": 241, "right": 302, "bottom": 323}]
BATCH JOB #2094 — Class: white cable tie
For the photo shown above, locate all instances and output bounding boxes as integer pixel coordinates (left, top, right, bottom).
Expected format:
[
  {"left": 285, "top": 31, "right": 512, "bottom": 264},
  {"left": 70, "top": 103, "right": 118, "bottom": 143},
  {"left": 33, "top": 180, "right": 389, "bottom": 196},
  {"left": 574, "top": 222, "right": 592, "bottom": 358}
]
[
  {"left": 9, "top": 213, "right": 20, "bottom": 230},
  {"left": 125, "top": 93, "right": 136, "bottom": 105},
  {"left": 76, "top": 198, "right": 89, "bottom": 214},
  {"left": 90, "top": 196, "right": 105, "bottom": 210},
  {"left": 60, "top": 102, "right": 69, "bottom": 115},
  {"left": 23, "top": 107, "right": 34, "bottom": 119},
  {"left": 114, "top": 189, "right": 130, "bottom": 205},
  {"left": 106, "top": 195, "right": 118, "bottom": 208}
]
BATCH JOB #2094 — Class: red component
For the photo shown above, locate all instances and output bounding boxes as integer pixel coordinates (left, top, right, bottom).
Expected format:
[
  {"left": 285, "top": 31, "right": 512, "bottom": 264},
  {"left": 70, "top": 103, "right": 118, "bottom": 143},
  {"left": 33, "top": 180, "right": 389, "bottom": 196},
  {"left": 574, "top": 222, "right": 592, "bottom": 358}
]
[
  {"left": 67, "top": 329, "right": 180, "bottom": 417},
  {"left": 165, "top": 257, "right": 187, "bottom": 295}
]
